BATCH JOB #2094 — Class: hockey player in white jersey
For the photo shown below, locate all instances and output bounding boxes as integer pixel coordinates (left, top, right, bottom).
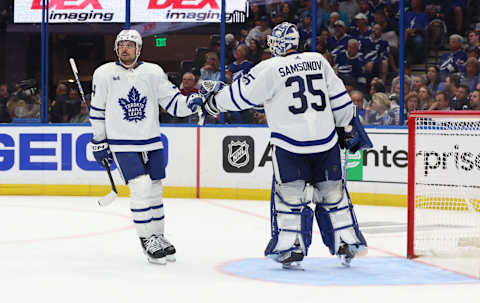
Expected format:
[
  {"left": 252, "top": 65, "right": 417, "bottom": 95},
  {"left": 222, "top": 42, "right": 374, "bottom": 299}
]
[
  {"left": 89, "top": 29, "right": 201, "bottom": 264},
  {"left": 189, "top": 22, "right": 372, "bottom": 269}
]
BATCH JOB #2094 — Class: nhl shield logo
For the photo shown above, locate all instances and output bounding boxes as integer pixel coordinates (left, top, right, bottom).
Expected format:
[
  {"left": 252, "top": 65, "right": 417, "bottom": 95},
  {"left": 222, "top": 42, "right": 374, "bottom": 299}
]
[
  {"left": 228, "top": 140, "right": 250, "bottom": 168},
  {"left": 223, "top": 136, "right": 254, "bottom": 173}
]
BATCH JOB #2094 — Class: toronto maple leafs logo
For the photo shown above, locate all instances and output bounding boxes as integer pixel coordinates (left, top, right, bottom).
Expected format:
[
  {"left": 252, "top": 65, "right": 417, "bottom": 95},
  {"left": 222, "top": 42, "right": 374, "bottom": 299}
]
[{"left": 118, "top": 87, "right": 147, "bottom": 122}]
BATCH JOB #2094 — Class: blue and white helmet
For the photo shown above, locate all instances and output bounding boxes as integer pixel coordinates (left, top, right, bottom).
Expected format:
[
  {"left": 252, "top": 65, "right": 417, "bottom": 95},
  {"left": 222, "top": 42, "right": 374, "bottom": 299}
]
[{"left": 267, "top": 22, "right": 299, "bottom": 57}]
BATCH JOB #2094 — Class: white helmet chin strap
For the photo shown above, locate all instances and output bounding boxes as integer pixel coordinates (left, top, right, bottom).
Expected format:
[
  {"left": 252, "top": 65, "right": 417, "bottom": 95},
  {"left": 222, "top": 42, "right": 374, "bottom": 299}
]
[{"left": 116, "top": 47, "right": 141, "bottom": 69}]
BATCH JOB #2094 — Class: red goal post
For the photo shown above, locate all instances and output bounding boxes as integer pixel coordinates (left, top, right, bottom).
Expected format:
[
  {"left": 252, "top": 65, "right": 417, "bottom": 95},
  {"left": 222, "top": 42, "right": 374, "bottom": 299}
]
[{"left": 407, "top": 110, "right": 480, "bottom": 259}]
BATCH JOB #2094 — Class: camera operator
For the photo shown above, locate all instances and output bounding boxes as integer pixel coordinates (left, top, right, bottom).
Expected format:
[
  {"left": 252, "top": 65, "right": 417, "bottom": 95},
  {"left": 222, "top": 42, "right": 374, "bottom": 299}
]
[{"left": 7, "top": 79, "right": 40, "bottom": 121}]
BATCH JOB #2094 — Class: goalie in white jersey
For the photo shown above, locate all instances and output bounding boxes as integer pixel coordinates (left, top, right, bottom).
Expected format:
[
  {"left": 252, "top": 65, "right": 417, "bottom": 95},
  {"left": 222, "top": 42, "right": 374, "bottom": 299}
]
[
  {"left": 89, "top": 29, "right": 201, "bottom": 265},
  {"left": 189, "top": 22, "right": 373, "bottom": 269}
]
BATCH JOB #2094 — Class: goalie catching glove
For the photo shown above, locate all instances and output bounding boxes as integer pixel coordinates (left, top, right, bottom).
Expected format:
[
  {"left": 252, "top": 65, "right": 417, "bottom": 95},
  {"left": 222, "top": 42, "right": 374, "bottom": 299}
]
[
  {"left": 186, "top": 80, "right": 225, "bottom": 116},
  {"left": 336, "top": 110, "right": 373, "bottom": 153}
]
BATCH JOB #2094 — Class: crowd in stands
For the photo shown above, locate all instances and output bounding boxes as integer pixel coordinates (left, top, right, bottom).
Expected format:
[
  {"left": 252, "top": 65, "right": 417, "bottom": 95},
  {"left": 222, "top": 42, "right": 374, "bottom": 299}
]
[{"left": 1, "top": 0, "right": 480, "bottom": 125}]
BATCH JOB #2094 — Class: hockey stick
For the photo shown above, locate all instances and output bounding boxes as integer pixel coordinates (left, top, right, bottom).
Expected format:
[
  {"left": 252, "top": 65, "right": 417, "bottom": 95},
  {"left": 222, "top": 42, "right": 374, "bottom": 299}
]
[{"left": 69, "top": 58, "right": 118, "bottom": 207}]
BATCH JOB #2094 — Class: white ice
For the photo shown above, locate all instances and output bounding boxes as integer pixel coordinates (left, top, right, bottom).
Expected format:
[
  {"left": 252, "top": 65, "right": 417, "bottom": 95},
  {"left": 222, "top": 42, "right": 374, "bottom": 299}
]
[{"left": 0, "top": 195, "right": 479, "bottom": 303}]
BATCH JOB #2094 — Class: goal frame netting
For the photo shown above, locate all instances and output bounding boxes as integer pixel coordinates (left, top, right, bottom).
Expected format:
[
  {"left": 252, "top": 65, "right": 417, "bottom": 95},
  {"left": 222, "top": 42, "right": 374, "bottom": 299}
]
[{"left": 407, "top": 110, "right": 480, "bottom": 259}]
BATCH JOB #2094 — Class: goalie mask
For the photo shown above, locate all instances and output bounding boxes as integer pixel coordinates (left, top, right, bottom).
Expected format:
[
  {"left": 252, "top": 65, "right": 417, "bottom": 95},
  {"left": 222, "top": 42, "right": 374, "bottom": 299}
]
[
  {"left": 114, "top": 29, "right": 142, "bottom": 68},
  {"left": 267, "top": 22, "right": 299, "bottom": 57}
]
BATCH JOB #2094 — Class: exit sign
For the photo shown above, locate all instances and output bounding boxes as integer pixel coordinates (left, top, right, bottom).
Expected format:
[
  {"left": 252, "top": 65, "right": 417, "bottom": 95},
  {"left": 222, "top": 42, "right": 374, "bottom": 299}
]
[{"left": 155, "top": 37, "right": 166, "bottom": 47}]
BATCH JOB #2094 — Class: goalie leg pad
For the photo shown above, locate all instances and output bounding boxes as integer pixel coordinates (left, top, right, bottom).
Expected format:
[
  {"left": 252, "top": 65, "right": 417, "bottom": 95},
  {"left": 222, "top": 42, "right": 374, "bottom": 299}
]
[
  {"left": 313, "top": 181, "right": 366, "bottom": 255},
  {"left": 264, "top": 180, "right": 313, "bottom": 259}
]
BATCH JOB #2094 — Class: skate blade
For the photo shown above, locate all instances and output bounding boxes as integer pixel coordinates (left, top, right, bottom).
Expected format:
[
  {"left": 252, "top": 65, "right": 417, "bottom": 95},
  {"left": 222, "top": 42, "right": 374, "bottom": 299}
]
[
  {"left": 147, "top": 257, "right": 167, "bottom": 265},
  {"left": 166, "top": 254, "right": 176, "bottom": 262},
  {"left": 340, "top": 255, "right": 352, "bottom": 267},
  {"left": 282, "top": 261, "right": 304, "bottom": 271}
]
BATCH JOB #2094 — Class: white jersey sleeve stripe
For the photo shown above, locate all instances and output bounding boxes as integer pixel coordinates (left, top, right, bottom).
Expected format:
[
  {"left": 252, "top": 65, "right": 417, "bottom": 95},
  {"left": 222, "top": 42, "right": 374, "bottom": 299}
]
[
  {"left": 165, "top": 92, "right": 181, "bottom": 112},
  {"left": 236, "top": 78, "right": 257, "bottom": 107},
  {"left": 228, "top": 84, "right": 242, "bottom": 110},
  {"left": 271, "top": 128, "right": 336, "bottom": 147},
  {"left": 332, "top": 100, "right": 353, "bottom": 111},
  {"left": 329, "top": 90, "right": 347, "bottom": 100},
  {"left": 90, "top": 105, "right": 105, "bottom": 111},
  {"left": 108, "top": 136, "right": 162, "bottom": 145},
  {"left": 89, "top": 115, "right": 105, "bottom": 120}
]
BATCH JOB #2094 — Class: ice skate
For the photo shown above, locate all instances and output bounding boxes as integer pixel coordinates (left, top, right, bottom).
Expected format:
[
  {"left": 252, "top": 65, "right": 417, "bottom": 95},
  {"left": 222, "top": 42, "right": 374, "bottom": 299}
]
[
  {"left": 140, "top": 236, "right": 167, "bottom": 265},
  {"left": 337, "top": 243, "right": 368, "bottom": 267},
  {"left": 271, "top": 249, "right": 305, "bottom": 271},
  {"left": 156, "top": 234, "right": 176, "bottom": 262}
]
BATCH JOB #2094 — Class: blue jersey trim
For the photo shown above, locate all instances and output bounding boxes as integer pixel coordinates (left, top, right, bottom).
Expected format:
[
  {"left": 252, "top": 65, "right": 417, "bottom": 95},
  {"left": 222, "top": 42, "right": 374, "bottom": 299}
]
[
  {"left": 131, "top": 206, "right": 151, "bottom": 212},
  {"left": 89, "top": 116, "right": 105, "bottom": 120},
  {"left": 330, "top": 91, "right": 347, "bottom": 100},
  {"left": 133, "top": 218, "right": 152, "bottom": 224},
  {"left": 152, "top": 216, "right": 165, "bottom": 221},
  {"left": 108, "top": 137, "right": 162, "bottom": 145},
  {"left": 151, "top": 204, "right": 164, "bottom": 210},
  {"left": 174, "top": 99, "right": 178, "bottom": 116},
  {"left": 90, "top": 105, "right": 105, "bottom": 111},
  {"left": 166, "top": 92, "right": 180, "bottom": 112},
  {"left": 237, "top": 77, "right": 257, "bottom": 107},
  {"left": 229, "top": 84, "right": 242, "bottom": 110},
  {"left": 271, "top": 129, "right": 336, "bottom": 147},
  {"left": 332, "top": 100, "right": 353, "bottom": 111}
]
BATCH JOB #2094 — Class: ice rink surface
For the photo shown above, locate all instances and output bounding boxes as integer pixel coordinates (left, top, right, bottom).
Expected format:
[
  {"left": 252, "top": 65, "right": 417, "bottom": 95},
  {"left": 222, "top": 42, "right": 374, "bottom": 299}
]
[{"left": 1, "top": 195, "right": 479, "bottom": 303}]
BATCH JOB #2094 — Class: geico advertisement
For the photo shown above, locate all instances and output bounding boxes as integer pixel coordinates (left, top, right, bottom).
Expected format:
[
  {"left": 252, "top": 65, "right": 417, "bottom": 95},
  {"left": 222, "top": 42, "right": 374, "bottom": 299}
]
[
  {"left": 200, "top": 127, "right": 272, "bottom": 189},
  {"left": 14, "top": 0, "right": 248, "bottom": 23},
  {"left": 14, "top": 0, "right": 125, "bottom": 23},
  {"left": 0, "top": 126, "right": 196, "bottom": 186},
  {"left": 414, "top": 130, "right": 480, "bottom": 186}
]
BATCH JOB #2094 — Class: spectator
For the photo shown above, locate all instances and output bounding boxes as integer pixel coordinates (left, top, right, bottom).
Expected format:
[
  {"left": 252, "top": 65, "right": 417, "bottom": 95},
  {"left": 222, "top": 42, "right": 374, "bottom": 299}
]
[
  {"left": 467, "top": 30, "right": 480, "bottom": 55},
  {"left": 327, "top": 20, "right": 351, "bottom": 59},
  {"left": 365, "top": 92, "right": 393, "bottom": 125},
  {"left": 350, "top": 13, "right": 372, "bottom": 39},
  {"left": 442, "top": 74, "right": 460, "bottom": 99},
  {"left": 426, "top": 65, "right": 441, "bottom": 93},
  {"left": 369, "top": 77, "right": 386, "bottom": 97},
  {"left": 180, "top": 72, "right": 199, "bottom": 96},
  {"left": 65, "top": 87, "right": 81, "bottom": 121},
  {"left": 469, "top": 89, "right": 480, "bottom": 110},
  {"left": 200, "top": 52, "right": 221, "bottom": 81},
  {"left": 460, "top": 57, "right": 480, "bottom": 92},
  {"left": 369, "top": 0, "right": 386, "bottom": 13},
  {"left": 412, "top": 75, "right": 426, "bottom": 93},
  {"left": 49, "top": 83, "right": 68, "bottom": 122},
  {"left": 326, "top": 12, "right": 341, "bottom": 34},
  {"left": 324, "top": 0, "right": 350, "bottom": 28},
  {"left": 261, "top": 48, "right": 272, "bottom": 61},
  {"left": 0, "top": 83, "right": 11, "bottom": 122},
  {"left": 298, "top": 14, "right": 313, "bottom": 49},
  {"left": 247, "top": 3, "right": 266, "bottom": 29},
  {"left": 226, "top": 44, "right": 254, "bottom": 83},
  {"left": 298, "top": 0, "right": 325, "bottom": 32},
  {"left": 350, "top": 90, "right": 367, "bottom": 123},
  {"left": 225, "top": 33, "right": 237, "bottom": 65},
  {"left": 429, "top": 91, "right": 451, "bottom": 110},
  {"left": 450, "top": 84, "right": 469, "bottom": 110},
  {"left": 280, "top": 2, "right": 298, "bottom": 24},
  {"left": 69, "top": 96, "right": 90, "bottom": 123},
  {"left": 439, "top": 34, "right": 466, "bottom": 80},
  {"left": 374, "top": 10, "right": 398, "bottom": 52},
  {"left": 334, "top": 39, "right": 367, "bottom": 92},
  {"left": 247, "top": 39, "right": 263, "bottom": 65},
  {"left": 418, "top": 85, "right": 435, "bottom": 109},
  {"left": 191, "top": 67, "right": 202, "bottom": 89},
  {"left": 405, "top": 0, "right": 429, "bottom": 65},
  {"left": 404, "top": 92, "right": 421, "bottom": 124},
  {"left": 245, "top": 15, "right": 272, "bottom": 48},
  {"left": 339, "top": 0, "right": 360, "bottom": 20},
  {"left": 361, "top": 23, "right": 389, "bottom": 84},
  {"left": 358, "top": 0, "right": 375, "bottom": 25}
]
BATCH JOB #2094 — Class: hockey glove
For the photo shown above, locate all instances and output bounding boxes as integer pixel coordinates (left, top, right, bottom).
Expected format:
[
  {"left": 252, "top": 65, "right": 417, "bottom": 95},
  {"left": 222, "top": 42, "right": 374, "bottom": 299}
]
[
  {"left": 91, "top": 139, "right": 113, "bottom": 167},
  {"left": 343, "top": 114, "right": 373, "bottom": 153},
  {"left": 186, "top": 93, "right": 204, "bottom": 113},
  {"left": 198, "top": 80, "right": 225, "bottom": 116}
]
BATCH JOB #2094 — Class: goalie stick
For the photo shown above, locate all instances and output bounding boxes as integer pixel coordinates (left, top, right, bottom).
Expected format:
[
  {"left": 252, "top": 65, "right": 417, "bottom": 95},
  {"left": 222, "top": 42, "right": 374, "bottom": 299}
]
[{"left": 69, "top": 58, "right": 118, "bottom": 207}]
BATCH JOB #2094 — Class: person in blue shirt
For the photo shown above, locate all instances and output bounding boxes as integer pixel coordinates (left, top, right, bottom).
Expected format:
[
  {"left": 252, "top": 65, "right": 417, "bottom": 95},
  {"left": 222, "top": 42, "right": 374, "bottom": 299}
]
[
  {"left": 439, "top": 34, "right": 467, "bottom": 80},
  {"left": 361, "top": 23, "right": 390, "bottom": 84},
  {"left": 327, "top": 20, "right": 352, "bottom": 60},
  {"left": 349, "top": 13, "right": 372, "bottom": 39},
  {"left": 335, "top": 39, "right": 367, "bottom": 93},
  {"left": 405, "top": 0, "right": 429, "bottom": 65}
]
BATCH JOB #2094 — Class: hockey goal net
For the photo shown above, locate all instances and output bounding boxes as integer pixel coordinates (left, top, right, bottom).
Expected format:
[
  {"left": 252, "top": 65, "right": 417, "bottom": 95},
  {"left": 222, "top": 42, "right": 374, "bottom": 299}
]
[{"left": 407, "top": 111, "right": 480, "bottom": 258}]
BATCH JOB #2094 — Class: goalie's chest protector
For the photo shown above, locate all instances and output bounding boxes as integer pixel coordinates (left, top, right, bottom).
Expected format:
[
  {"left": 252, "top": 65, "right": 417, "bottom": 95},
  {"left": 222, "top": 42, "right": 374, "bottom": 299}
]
[{"left": 102, "top": 62, "right": 163, "bottom": 151}]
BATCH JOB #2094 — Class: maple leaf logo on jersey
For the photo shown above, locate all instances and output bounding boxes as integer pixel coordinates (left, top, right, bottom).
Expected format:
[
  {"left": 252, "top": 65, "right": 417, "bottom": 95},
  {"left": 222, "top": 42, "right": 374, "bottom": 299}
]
[{"left": 118, "top": 87, "right": 147, "bottom": 123}]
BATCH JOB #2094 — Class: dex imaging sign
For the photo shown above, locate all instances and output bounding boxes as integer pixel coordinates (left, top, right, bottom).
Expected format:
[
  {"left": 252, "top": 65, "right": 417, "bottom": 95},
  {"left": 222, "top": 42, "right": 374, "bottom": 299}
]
[{"left": 15, "top": 0, "right": 248, "bottom": 23}]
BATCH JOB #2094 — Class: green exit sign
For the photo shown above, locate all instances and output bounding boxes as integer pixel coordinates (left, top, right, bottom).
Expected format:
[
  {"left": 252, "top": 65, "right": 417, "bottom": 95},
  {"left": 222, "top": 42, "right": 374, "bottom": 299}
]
[{"left": 155, "top": 37, "right": 167, "bottom": 48}]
